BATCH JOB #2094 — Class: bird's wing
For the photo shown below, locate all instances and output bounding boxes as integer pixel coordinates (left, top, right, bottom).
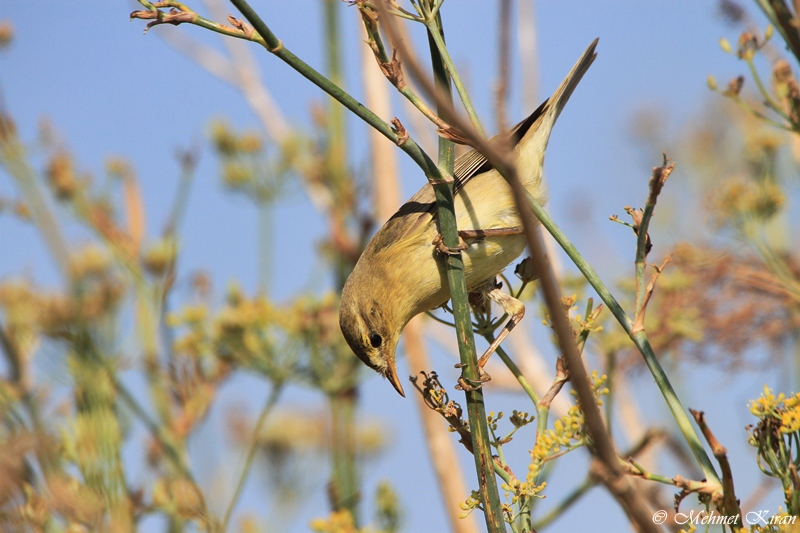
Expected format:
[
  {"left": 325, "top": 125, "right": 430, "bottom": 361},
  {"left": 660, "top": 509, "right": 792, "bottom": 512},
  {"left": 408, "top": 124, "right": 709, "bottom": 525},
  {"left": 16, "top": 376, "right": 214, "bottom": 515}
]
[
  {"left": 368, "top": 102, "right": 551, "bottom": 253},
  {"left": 452, "top": 98, "right": 549, "bottom": 196},
  {"left": 365, "top": 38, "right": 599, "bottom": 257}
]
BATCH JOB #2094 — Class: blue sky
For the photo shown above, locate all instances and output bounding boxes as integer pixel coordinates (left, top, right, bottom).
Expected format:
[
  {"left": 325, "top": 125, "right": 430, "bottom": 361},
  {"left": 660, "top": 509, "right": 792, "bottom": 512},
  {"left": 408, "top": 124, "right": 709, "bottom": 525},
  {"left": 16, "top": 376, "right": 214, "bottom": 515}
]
[{"left": 1, "top": 1, "right": 794, "bottom": 532}]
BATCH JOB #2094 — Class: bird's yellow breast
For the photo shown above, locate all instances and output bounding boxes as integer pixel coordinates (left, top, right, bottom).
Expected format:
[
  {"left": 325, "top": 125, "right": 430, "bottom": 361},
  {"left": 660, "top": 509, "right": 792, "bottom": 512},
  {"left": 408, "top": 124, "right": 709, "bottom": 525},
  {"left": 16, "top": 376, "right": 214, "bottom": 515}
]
[{"left": 381, "top": 167, "right": 529, "bottom": 320}]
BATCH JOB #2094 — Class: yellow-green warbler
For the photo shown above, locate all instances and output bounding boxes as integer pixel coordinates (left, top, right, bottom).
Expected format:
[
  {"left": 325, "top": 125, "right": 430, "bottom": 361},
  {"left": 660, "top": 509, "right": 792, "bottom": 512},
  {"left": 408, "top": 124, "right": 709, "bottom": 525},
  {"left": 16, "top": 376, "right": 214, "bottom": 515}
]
[{"left": 340, "top": 39, "right": 598, "bottom": 396}]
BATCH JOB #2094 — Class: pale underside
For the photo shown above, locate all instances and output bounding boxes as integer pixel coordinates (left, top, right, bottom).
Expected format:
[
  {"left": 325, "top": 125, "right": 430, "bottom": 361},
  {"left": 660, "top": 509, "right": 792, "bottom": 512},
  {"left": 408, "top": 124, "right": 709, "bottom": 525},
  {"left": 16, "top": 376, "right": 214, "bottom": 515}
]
[{"left": 359, "top": 144, "right": 545, "bottom": 330}]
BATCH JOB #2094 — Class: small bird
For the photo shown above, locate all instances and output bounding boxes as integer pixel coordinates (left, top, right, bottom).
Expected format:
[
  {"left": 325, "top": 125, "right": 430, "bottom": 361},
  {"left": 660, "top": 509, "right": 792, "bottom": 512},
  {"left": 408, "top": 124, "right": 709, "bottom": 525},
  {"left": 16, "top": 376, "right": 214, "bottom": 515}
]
[{"left": 340, "top": 39, "right": 598, "bottom": 397}]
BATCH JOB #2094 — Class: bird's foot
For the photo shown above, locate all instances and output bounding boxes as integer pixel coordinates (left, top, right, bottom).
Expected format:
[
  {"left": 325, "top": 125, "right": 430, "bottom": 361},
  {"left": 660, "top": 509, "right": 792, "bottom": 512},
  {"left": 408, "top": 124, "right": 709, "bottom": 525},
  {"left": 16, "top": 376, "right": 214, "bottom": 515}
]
[
  {"left": 476, "top": 286, "right": 526, "bottom": 368},
  {"left": 432, "top": 233, "right": 468, "bottom": 255},
  {"left": 454, "top": 363, "right": 491, "bottom": 391},
  {"left": 433, "top": 227, "right": 523, "bottom": 255}
]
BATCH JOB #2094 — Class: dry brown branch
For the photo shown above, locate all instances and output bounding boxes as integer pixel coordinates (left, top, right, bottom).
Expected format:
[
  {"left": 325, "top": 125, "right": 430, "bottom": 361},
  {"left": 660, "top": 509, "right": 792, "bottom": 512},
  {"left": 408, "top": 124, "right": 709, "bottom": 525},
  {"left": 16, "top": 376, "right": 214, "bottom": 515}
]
[
  {"left": 690, "top": 409, "right": 742, "bottom": 518},
  {"left": 632, "top": 255, "right": 673, "bottom": 333},
  {"left": 539, "top": 357, "right": 568, "bottom": 408}
]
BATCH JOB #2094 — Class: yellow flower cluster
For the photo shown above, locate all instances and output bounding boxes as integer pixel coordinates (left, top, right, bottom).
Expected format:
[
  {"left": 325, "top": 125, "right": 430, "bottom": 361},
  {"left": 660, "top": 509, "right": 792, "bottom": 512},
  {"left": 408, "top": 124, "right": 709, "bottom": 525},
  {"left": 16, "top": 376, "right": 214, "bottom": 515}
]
[
  {"left": 749, "top": 386, "right": 783, "bottom": 417},
  {"left": 168, "top": 285, "right": 275, "bottom": 368},
  {"left": 500, "top": 478, "right": 546, "bottom": 506},
  {"left": 68, "top": 244, "right": 111, "bottom": 279},
  {"left": 142, "top": 238, "right": 177, "bottom": 276},
  {"left": 782, "top": 396, "right": 800, "bottom": 434},
  {"left": 530, "top": 404, "right": 585, "bottom": 470},
  {"left": 210, "top": 121, "right": 263, "bottom": 157},
  {"left": 168, "top": 286, "right": 351, "bottom": 388},
  {"left": 167, "top": 304, "right": 212, "bottom": 360},
  {"left": 529, "top": 372, "right": 608, "bottom": 481},
  {"left": 0, "top": 275, "right": 123, "bottom": 341},
  {"left": 712, "top": 176, "right": 785, "bottom": 227},
  {"left": 458, "top": 490, "right": 482, "bottom": 518},
  {"left": 309, "top": 510, "right": 359, "bottom": 533},
  {"left": 748, "top": 386, "right": 800, "bottom": 435}
]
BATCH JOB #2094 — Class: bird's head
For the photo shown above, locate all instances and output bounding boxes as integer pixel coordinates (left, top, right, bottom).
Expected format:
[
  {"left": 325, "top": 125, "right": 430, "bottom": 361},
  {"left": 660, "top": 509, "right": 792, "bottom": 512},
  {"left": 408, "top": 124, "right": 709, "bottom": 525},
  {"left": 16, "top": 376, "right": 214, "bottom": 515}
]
[{"left": 339, "top": 278, "right": 406, "bottom": 397}]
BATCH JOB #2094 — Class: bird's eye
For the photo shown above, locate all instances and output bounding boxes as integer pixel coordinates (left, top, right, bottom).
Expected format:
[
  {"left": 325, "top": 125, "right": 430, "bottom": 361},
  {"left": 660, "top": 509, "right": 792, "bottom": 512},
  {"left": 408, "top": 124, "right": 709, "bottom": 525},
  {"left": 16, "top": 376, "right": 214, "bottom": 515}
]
[{"left": 369, "top": 333, "right": 383, "bottom": 348}]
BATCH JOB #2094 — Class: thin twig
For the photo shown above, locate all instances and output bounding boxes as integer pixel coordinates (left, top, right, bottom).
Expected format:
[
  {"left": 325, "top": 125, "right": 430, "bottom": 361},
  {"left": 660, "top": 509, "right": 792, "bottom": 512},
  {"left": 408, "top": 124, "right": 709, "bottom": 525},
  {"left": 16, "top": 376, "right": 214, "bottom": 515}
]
[
  {"left": 632, "top": 255, "right": 672, "bottom": 334},
  {"left": 690, "top": 409, "right": 742, "bottom": 519},
  {"left": 633, "top": 155, "right": 674, "bottom": 322},
  {"left": 221, "top": 385, "right": 282, "bottom": 532}
]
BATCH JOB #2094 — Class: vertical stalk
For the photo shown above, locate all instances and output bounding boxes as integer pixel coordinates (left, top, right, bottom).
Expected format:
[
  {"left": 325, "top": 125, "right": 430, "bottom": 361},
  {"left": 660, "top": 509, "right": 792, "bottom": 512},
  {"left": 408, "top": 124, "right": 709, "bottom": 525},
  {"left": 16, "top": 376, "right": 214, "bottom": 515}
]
[
  {"left": 329, "top": 388, "right": 359, "bottom": 517},
  {"left": 424, "top": 17, "right": 484, "bottom": 135},
  {"left": 257, "top": 199, "right": 272, "bottom": 295},
  {"left": 323, "top": 0, "right": 360, "bottom": 523},
  {"left": 521, "top": 188, "right": 721, "bottom": 486},
  {"left": 426, "top": 14, "right": 506, "bottom": 533},
  {"left": 0, "top": 125, "right": 71, "bottom": 282},
  {"left": 70, "top": 331, "right": 133, "bottom": 533},
  {"left": 325, "top": 0, "right": 346, "bottom": 176}
]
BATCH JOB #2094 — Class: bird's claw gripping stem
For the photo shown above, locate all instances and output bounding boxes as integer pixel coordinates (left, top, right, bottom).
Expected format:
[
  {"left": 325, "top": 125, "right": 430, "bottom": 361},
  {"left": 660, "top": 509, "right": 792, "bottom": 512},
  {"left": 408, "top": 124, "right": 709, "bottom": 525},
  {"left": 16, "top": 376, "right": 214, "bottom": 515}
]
[
  {"left": 454, "top": 363, "right": 492, "bottom": 391},
  {"left": 432, "top": 233, "right": 468, "bottom": 255}
]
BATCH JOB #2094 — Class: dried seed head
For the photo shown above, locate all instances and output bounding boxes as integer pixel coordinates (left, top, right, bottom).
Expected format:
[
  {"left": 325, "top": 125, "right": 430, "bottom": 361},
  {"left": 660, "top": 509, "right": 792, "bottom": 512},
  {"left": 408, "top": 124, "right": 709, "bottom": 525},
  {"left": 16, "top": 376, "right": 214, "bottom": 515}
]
[{"left": 514, "top": 256, "right": 540, "bottom": 282}]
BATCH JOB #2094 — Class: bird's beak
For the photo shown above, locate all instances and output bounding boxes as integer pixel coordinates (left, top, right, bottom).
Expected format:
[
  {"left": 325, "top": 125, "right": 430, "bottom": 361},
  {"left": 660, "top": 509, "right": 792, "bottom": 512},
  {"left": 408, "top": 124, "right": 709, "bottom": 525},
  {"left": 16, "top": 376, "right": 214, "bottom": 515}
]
[{"left": 386, "top": 360, "right": 405, "bottom": 397}]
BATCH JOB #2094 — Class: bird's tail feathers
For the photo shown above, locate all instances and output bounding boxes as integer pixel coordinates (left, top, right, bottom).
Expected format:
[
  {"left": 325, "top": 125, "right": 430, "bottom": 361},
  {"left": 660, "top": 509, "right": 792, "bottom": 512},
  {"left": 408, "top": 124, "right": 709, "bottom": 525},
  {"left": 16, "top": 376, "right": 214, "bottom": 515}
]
[
  {"left": 548, "top": 38, "right": 598, "bottom": 123},
  {"left": 511, "top": 38, "right": 597, "bottom": 147}
]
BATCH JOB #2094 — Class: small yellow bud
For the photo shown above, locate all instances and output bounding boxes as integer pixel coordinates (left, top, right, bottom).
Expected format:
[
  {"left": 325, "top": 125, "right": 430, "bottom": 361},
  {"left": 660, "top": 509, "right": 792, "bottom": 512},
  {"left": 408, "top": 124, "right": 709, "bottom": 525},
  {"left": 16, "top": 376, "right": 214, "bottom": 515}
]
[
  {"left": 707, "top": 74, "right": 718, "bottom": 91},
  {"left": 765, "top": 24, "right": 773, "bottom": 41},
  {"left": 719, "top": 37, "right": 732, "bottom": 54}
]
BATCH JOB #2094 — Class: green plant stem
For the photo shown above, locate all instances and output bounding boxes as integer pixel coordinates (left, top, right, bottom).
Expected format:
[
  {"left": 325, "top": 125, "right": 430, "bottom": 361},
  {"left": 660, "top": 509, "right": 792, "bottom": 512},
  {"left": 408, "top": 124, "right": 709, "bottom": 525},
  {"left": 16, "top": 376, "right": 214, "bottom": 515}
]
[
  {"left": 424, "top": 16, "right": 485, "bottom": 135},
  {"left": 221, "top": 384, "right": 282, "bottom": 532},
  {"left": 754, "top": 0, "right": 800, "bottom": 62},
  {"left": 482, "top": 338, "right": 540, "bottom": 406},
  {"left": 628, "top": 461, "right": 683, "bottom": 486},
  {"left": 0, "top": 133, "right": 71, "bottom": 282},
  {"left": 163, "top": 150, "right": 197, "bottom": 236},
  {"left": 523, "top": 188, "right": 721, "bottom": 486},
  {"left": 357, "top": 8, "right": 450, "bottom": 130},
  {"left": 320, "top": 0, "right": 361, "bottom": 522},
  {"left": 633, "top": 204, "right": 655, "bottom": 319},
  {"left": 729, "top": 95, "right": 794, "bottom": 131},
  {"left": 605, "top": 350, "right": 616, "bottom": 438},
  {"left": 227, "top": 0, "right": 446, "bottom": 186},
  {"left": 532, "top": 476, "right": 594, "bottom": 530},
  {"left": 329, "top": 389, "right": 359, "bottom": 519},
  {"left": 745, "top": 56, "right": 791, "bottom": 121},
  {"left": 324, "top": 0, "right": 347, "bottom": 180},
  {"left": 425, "top": 17, "right": 505, "bottom": 533}
]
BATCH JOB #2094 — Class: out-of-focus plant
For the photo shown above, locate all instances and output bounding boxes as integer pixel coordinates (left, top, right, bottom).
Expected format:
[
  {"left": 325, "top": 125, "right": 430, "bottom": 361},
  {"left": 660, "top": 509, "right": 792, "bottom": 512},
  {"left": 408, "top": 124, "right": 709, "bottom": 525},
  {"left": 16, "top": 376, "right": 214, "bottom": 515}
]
[{"left": 0, "top": 5, "right": 392, "bottom": 530}]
